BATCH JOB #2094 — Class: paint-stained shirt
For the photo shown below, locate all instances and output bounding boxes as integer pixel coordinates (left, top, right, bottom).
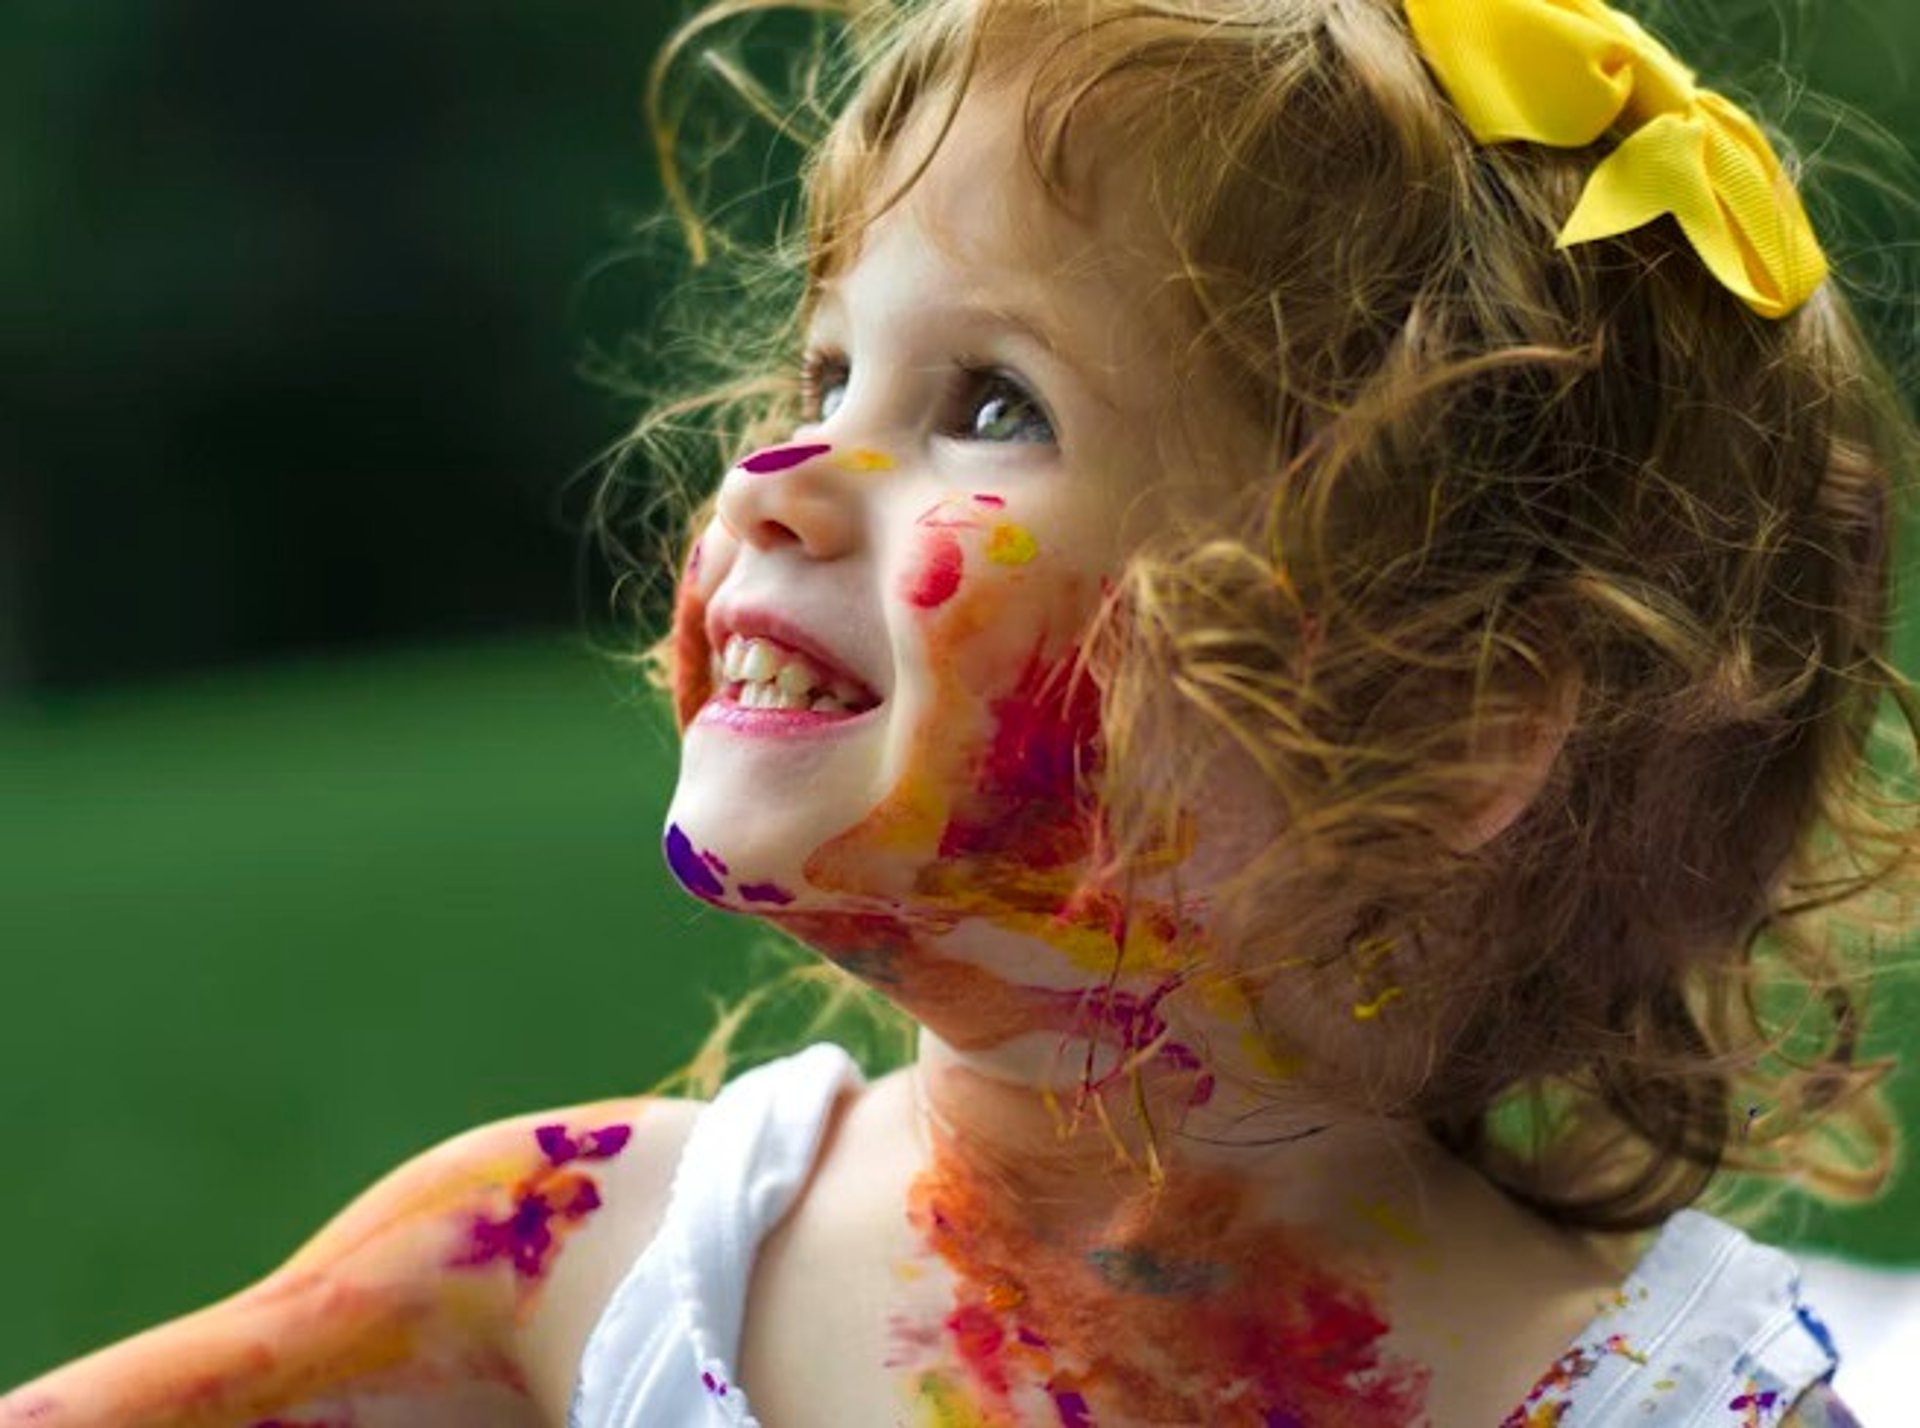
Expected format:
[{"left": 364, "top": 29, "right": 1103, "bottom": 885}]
[{"left": 566, "top": 1043, "right": 1846, "bottom": 1427}]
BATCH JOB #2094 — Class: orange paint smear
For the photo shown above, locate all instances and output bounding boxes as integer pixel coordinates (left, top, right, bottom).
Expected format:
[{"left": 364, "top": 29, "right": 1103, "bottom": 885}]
[
  {"left": 904, "top": 1152, "right": 1430, "bottom": 1427},
  {"left": 668, "top": 582, "right": 713, "bottom": 732}
]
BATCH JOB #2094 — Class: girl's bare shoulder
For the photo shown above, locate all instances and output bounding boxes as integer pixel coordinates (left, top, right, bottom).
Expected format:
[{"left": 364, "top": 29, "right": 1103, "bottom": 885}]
[
  {"left": 0, "top": 1091, "right": 709, "bottom": 1428},
  {"left": 505, "top": 1090, "right": 709, "bottom": 1422}
]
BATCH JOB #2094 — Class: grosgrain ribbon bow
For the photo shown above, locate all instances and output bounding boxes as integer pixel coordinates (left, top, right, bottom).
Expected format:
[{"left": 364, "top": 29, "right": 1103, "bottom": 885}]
[{"left": 1403, "top": 0, "right": 1828, "bottom": 318}]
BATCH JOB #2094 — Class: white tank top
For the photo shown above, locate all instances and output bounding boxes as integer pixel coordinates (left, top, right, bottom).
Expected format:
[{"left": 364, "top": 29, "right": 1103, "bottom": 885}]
[{"left": 567, "top": 1043, "right": 1842, "bottom": 1427}]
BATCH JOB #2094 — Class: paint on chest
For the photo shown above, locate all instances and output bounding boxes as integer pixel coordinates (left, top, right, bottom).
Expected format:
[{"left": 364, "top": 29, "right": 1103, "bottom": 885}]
[{"left": 886, "top": 1155, "right": 1431, "bottom": 1426}]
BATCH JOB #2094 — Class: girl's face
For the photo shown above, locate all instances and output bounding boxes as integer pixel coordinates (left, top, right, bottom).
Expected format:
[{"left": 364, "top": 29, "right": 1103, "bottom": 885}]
[{"left": 663, "top": 84, "right": 1249, "bottom": 995}]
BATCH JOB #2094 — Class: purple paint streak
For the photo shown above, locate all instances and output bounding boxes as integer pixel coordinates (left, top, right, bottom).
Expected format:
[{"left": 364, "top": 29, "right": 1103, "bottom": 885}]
[
  {"left": 455, "top": 1179, "right": 603, "bottom": 1280},
  {"left": 665, "top": 822, "right": 726, "bottom": 900},
  {"left": 536, "top": 1122, "right": 633, "bottom": 1166},
  {"left": 1052, "top": 1389, "right": 1093, "bottom": 1427},
  {"left": 740, "top": 442, "right": 831, "bottom": 474},
  {"left": 739, "top": 881, "right": 796, "bottom": 904}
]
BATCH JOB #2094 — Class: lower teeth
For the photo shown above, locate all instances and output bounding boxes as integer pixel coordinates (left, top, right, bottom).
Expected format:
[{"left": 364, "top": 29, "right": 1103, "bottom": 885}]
[{"left": 729, "top": 682, "right": 853, "bottom": 713}]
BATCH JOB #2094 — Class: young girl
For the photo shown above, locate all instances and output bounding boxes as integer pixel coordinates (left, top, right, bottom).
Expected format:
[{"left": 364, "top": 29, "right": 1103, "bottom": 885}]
[{"left": 9, "top": 0, "right": 1916, "bottom": 1423}]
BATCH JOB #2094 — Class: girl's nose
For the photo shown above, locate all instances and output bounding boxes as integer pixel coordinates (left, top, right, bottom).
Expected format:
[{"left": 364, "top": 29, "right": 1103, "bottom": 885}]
[{"left": 715, "top": 440, "right": 864, "bottom": 560}]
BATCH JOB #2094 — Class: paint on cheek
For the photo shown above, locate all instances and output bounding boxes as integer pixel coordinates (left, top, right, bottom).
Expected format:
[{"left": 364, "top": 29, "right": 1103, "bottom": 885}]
[
  {"left": 971, "top": 493, "right": 1006, "bottom": 509},
  {"left": 937, "top": 645, "right": 1104, "bottom": 866},
  {"left": 985, "top": 523, "right": 1037, "bottom": 566},
  {"left": 664, "top": 823, "right": 727, "bottom": 901},
  {"left": 740, "top": 441, "right": 832, "bottom": 474},
  {"left": 907, "top": 529, "right": 966, "bottom": 609}
]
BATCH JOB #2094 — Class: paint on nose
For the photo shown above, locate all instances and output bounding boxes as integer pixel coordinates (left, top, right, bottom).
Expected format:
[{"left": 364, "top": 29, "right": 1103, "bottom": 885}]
[{"left": 740, "top": 442, "right": 832, "bottom": 474}]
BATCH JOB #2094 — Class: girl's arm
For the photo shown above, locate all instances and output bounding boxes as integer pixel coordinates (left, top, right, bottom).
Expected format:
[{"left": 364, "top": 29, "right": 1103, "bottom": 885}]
[{"left": 1, "top": 1093, "right": 702, "bottom": 1428}]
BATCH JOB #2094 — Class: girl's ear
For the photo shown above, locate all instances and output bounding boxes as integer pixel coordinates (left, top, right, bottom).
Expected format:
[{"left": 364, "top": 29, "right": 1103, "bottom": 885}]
[{"left": 1441, "top": 660, "right": 1583, "bottom": 855}]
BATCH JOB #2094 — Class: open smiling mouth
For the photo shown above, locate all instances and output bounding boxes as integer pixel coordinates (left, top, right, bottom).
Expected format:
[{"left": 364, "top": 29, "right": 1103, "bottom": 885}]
[{"left": 701, "top": 631, "right": 884, "bottom": 725}]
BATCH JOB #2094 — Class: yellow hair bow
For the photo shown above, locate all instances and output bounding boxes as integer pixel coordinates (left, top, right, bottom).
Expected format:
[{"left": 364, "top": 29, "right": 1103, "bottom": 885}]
[{"left": 1403, "top": 0, "right": 1828, "bottom": 319}]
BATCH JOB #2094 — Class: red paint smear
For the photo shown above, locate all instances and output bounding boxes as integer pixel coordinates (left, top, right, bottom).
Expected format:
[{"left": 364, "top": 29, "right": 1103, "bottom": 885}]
[
  {"left": 937, "top": 642, "right": 1103, "bottom": 868},
  {"left": 946, "top": 1302, "right": 1014, "bottom": 1401},
  {"left": 906, "top": 529, "right": 965, "bottom": 609},
  {"left": 972, "top": 493, "right": 1007, "bottom": 508}
]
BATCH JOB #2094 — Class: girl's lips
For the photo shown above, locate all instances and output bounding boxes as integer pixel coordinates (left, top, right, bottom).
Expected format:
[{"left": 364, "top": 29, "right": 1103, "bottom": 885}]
[{"left": 691, "top": 690, "right": 886, "bottom": 737}]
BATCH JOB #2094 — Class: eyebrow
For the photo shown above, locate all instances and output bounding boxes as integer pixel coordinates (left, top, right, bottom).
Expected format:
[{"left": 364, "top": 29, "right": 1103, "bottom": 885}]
[{"left": 809, "top": 283, "right": 1119, "bottom": 414}]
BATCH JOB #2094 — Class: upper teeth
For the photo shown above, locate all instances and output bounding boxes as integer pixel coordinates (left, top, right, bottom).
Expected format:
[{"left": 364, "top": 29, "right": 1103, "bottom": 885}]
[{"left": 712, "top": 633, "right": 870, "bottom": 711}]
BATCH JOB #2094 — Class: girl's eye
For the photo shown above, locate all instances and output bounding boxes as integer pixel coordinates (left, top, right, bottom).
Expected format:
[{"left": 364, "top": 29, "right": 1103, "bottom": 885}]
[{"left": 797, "top": 350, "right": 1057, "bottom": 446}]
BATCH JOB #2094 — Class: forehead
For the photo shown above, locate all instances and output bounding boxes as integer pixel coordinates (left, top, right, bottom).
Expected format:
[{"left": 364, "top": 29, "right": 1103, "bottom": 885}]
[{"left": 816, "top": 81, "right": 1182, "bottom": 383}]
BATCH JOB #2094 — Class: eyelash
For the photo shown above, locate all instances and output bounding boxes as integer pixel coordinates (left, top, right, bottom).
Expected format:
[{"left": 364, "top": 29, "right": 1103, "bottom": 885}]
[{"left": 796, "top": 348, "right": 1056, "bottom": 444}]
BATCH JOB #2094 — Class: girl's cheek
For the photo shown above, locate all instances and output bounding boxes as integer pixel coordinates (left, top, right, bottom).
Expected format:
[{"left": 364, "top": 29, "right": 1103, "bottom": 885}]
[
  {"left": 667, "top": 526, "right": 735, "bottom": 732},
  {"left": 900, "top": 493, "right": 1043, "bottom": 615},
  {"left": 684, "top": 520, "right": 736, "bottom": 603}
]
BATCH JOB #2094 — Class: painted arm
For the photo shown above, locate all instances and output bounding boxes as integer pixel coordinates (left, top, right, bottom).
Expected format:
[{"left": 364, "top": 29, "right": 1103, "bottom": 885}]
[{"left": 0, "top": 1095, "right": 665, "bottom": 1428}]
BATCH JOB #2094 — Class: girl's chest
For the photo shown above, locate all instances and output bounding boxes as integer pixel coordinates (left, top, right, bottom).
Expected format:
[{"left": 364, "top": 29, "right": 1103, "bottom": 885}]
[
  {"left": 730, "top": 1163, "right": 1608, "bottom": 1428},
  {"left": 727, "top": 1079, "right": 1619, "bottom": 1426}
]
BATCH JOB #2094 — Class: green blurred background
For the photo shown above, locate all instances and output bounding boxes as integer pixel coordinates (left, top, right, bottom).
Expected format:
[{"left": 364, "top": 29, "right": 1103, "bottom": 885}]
[{"left": 3, "top": 0, "right": 1918, "bottom": 1390}]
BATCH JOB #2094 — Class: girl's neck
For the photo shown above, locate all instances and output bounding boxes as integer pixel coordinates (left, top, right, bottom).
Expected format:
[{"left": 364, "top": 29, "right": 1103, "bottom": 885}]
[{"left": 905, "top": 1025, "right": 1454, "bottom": 1252}]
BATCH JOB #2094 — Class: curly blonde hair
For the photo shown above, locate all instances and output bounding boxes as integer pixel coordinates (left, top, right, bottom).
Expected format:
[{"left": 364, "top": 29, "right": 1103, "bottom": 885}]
[{"left": 585, "top": 0, "right": 1920, "bottom": 1237}]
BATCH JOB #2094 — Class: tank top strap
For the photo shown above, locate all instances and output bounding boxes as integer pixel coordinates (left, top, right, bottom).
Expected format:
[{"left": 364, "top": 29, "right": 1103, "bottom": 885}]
[
  {"left": 570, "top": 1041, "right": 866, "bottom": 1428},
  {"left": 1505, "top": 1208, "right": 1841, "bottom": 1426}
]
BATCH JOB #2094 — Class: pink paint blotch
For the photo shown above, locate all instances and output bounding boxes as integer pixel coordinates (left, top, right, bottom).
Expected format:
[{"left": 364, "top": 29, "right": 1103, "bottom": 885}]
[
  {"left": 971, "top": 493, "right": 1006, "bottom": 508},
  {"left": 740, "top": 442, "right": 831, "bottom": 474},
  {"left": 916, "top": 500, "right": 980, "bottom": 531}
]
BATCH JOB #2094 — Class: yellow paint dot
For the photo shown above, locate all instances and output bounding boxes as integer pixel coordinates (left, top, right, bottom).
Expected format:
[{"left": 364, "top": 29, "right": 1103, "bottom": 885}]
[
  {"left": 986, "top": 522, "right": 1038, "bottom": 565},
  {"left": 1352, "top": 986, "right": 1403, "bottom": 1020},
  {"left": 984, "top": 1279, "right": 1025, "bottom": 1310},
  {"left": 839, "top": 447, "right": 896, "bottom": 472},
  {"left": 1240, "top": 1028, "right": 1304, "bottom": 1079},
  {"left": 1352, "top": 1198, "right": 1425, "bottom": 1248}
]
